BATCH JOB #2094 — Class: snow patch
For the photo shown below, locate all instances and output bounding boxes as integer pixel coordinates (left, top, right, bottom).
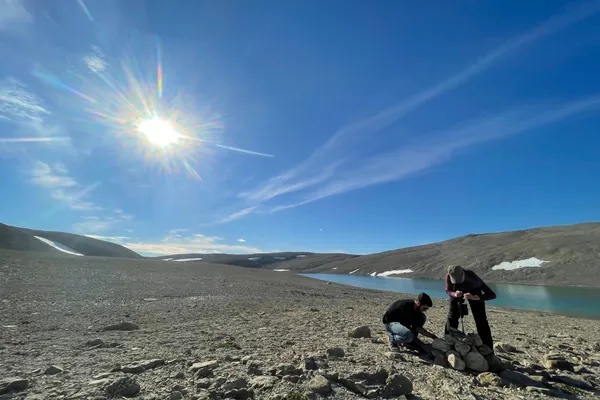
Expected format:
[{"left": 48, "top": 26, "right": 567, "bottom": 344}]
[
  {"left": 248, "top": 257, "right": 261, "bottom": 261},
  {"left": 173, "top": 258, "right": 203, "bottom": 262},
  {"left": 492, "top": 257, "right": 548, "bottom": 271},
  {"left": 273, "top": 269, "right": 290, "bottom": 272},
  {"left": 377, "top": 269, "right": 414, "bottom": 277},
  {"left": 349, "top": 268, "right": 360, "bottom": 274},
  {"left": 34, "top": 236, "right": 83, "bottom": 256},
  {"left": 332, "top": 267, "right": 337, "bottom": 270},
  {"left": 296, "top": 255, "right": 306, "bottom": 258},
  {"left": 370, "top": 272, "right": 377, "bottom": 276}
]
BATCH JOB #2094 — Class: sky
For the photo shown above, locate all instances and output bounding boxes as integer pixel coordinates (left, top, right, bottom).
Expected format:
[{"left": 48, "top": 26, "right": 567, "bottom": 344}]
[{"left": 2, "top": 0, "right": 600, "bottom": 256}]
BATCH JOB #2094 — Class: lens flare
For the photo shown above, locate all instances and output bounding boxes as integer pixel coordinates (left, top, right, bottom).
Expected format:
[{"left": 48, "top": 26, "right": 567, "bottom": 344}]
[{"left": 138, "top": 117, "right": 180, "bottom": 148}]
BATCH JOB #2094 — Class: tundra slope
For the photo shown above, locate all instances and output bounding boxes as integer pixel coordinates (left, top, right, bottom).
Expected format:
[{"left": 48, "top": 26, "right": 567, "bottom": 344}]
[
  {"left": 0, "top": 223, "right": 141, "bottom": 258},
  {"left": 285, "top": 222, "right": 600, "bottom": 287},
  {"left": 1, "top": 250, "right": 598, "bottom": 399}
]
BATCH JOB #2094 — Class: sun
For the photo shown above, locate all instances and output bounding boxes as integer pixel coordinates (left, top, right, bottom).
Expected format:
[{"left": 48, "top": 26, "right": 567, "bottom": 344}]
[{"left": 138, "top": 117, "right": 181, "bottom": 148}]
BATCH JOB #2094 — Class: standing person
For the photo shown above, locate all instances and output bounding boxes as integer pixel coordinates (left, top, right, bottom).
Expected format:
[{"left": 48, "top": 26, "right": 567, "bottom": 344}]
[
  {"left": 382, "top": 292, "right": 437, "bottom": 355},
  {"left": 445, "top": 265, "right": 497, "bottom": 349}
]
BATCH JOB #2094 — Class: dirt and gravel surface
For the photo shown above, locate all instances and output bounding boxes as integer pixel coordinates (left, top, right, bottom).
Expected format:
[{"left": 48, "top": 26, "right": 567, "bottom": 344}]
[{"left": 1, "top": 251, "right": 599, "bottom": 399}]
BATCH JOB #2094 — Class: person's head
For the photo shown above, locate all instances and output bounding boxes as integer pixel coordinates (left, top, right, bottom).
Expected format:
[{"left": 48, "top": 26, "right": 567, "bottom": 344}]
[
  {"left": 415, "top": 292, "right": 432, "bottom": 312},
  {"left": 448, "top": 265, "right": 465, "bottom": 284}
]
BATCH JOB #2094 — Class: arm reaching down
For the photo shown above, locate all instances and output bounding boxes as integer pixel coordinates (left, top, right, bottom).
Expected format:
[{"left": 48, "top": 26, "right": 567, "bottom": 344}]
[{"left": 415, "top": 326, "right": 438, "bottom": 339}]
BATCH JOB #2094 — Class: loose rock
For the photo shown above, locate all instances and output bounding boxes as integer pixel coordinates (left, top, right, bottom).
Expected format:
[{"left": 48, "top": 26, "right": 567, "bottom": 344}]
[
  {"left": 381, "top": 373, "right": 413, "bottom": 398},
  {"left": 122, "top": 359, "right": 165, "bottom": 373},
  {"left": 432, "top": 338, "right": 452, "bottom": 352},
  {"left": 326, "top": 347, "right": 345, "bottom": 358},
  {"left": 44, "top": 365, "right": 63, "bottom": 375},
  {"left": 105, "top": 377, "right": 140, "bottom": 398},
  {"left": 348, "top": 325, "right": 371, "bottom": 338},
  {"left": 464, "top": 350, "right": 489, "bottom": 372},
  {"left": 0, "top": 378, "right": 28, "bottom": 395},
  {"left": 448, "top": 353, "right": 466, "bottom": 371},
  {"left": 309, "top": 375, "right": 331, "bottom": 395},
  {"left": 455, "top": 342, "right": 471, "bottom": 357},
  {"left": 477, "top": 372, "right": 503, "bottom": 387},
  {"left": 102, "top": 321, "right": 139, "bottom": 331}
]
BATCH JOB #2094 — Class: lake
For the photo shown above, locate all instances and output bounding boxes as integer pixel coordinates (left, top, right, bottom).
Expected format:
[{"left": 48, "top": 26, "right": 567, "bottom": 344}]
[{"left": 300, "top": 274, "right": 600, "bottom": 319}]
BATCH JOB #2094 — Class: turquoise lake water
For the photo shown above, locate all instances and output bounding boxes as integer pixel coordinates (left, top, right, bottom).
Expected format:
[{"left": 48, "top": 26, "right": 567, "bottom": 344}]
[{"left": 300, "top": 274, "right": 600, "bottom": 319}]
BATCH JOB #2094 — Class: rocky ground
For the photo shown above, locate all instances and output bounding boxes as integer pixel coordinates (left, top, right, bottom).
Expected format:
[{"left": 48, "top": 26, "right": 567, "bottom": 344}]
[{"left": 0, "top": 251, "right": 599, "bottom": 399}]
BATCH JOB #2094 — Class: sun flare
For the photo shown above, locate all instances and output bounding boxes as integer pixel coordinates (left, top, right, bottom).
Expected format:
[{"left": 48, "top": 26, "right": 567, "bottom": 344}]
[{"left": 138, "top": 117, "right": 180, "bottom": 148}]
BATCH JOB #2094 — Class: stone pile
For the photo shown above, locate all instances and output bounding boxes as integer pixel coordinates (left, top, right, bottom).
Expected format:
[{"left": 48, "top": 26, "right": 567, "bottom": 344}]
[{"left": 430, "top": 328, "right": 505, "bottom": 373}]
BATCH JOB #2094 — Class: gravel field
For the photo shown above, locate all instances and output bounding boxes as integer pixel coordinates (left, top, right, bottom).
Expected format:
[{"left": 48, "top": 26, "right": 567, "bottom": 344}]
[{"left": 1, "top": 251, "right": 599, "bottom": 399}]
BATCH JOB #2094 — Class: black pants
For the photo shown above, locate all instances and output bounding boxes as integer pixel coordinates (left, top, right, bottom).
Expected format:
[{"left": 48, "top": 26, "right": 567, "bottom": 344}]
[{"left": 446, "top": 297, "right": 493, "bottom": 349}]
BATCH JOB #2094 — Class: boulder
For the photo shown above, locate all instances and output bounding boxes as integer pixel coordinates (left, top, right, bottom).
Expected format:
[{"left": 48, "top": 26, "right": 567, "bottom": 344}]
[
  {"left": 308, "top": 375, "right": 331, "bottom": 395},
  {"left": 0, "top": 378, "right": 28, "bottom": 395},
  {"left": 468, "top": 333, "right": 483, "bottom": 347},
  {"left": 222, "top": 378, "right": 248, "bottom": 391},
  {"left": 44, "top": 365, "right": 63, "bottom": 375},
  {"left": 326, "top": 347, "right": 345, "bottom": 358},
  {"left": 348, "top": 325, "right": 371, "bottom": 338},
  {"left": 432, "top": 338, "right": 452, "bottom": 352},
  {"left": 102, "top": 321, "right": 139, "bottom": 331},
  {"left": 381, "top": 373, "right": 413, "bottom": 398},
  {"left": 455, "top": 342, "right": 471, "bottom": 357},
  {"left": 464, "top": 350, "right": 489, "bottom": 372},
  {"left": 448, "top": 353, "right": 466, "bottom": 371},
  {"left": 105, "top": 377, "right": 140, "bottom": 398}
]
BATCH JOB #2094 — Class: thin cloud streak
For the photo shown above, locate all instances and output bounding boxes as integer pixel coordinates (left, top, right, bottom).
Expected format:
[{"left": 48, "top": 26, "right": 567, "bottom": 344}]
[
  {"left": 270, "top": 96, "right": 600, "bottom": 212},
  {"left": 77, "top": 0, "right": 94, "bottom": 21},
  {"left": 29, "top": 161, "right": 103, "bottom": 212},
  {"left": 216, "top": 144, "right": 275, "bottom": 158},
  {"left": 242, "top": 1, "right": 600, "bottom": 205},
  {"left": 218, "top": 206, "right": 259, "bottom": 224}
]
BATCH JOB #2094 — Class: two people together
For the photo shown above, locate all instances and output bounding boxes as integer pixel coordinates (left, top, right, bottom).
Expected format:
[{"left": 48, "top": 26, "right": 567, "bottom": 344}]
[{"left": 382, "top": 265, "right": 497, "bottom": 356}]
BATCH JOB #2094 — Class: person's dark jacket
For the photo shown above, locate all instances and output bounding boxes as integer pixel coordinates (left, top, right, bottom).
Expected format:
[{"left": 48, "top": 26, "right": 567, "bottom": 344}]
[{"left": 445, "top": 269, "right": 497, "bottom": 301}]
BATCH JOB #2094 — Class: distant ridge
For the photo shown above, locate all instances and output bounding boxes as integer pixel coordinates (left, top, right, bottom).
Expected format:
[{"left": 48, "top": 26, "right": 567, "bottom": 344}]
[{"left": 0, "top": 223, "right": 141, "bottom": 258}]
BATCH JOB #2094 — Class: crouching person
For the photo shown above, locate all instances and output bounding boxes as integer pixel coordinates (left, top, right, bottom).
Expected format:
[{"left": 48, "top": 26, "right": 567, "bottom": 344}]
[{"left": 382, "top": 292, "right": 437, "bottom": 355}]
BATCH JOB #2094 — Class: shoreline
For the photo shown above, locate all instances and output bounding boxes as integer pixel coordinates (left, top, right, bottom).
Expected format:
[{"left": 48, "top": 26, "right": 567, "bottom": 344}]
[
  {"left": 298, "top": 273, "right": 600, "bottom": 321},
  {"left": 308, "top": 271, "right": 600, "bottom": 289}
]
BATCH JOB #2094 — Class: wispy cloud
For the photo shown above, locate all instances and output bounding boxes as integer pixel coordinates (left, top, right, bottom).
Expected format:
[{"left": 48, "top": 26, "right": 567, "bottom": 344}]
[
  {"left": 238, "top": 2, "right": 600, "bottom": 217},
  {"left": 83, "top": 46, "right": 107, "bottom": 73},
  {"left": 0, "top": 0, "right": 32, "bottom": 33},
  {"left": 28, "top": 160, "right": 103, "bottom": 211},
  {"left": 269, "top": 96, "right": 600, "bottom": 211},
  {"left": 0, "top": 79, "right": 50, "bottom": 122},
  {"left": 215, "top": 144, "right": 274, "bottom": 158},
  {"left": 218, "top": 206, "right": 259, "bottom": 224},
  {"left": 73, "top": 213, "right": 133, "bottom": 233},
  {"left": 118, "top": 230, "right": 263, "bottom": 255},
  {"left": 237, "top": 238, "right": 246, "bottom": 243}
]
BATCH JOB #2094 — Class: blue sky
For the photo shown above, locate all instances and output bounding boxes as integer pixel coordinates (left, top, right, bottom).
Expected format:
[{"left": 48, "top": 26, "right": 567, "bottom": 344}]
[{"left": 2, "top": 0, "right": 600, "bottom": 256}]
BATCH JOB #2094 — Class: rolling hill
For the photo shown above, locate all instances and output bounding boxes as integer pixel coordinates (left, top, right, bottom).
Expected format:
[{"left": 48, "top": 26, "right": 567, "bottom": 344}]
[
  {"left": 0, "top": 223, "right": 141, "bottom": 258},
  {"left": 295, "top": 222, "right": 600, "bottom": 287}
]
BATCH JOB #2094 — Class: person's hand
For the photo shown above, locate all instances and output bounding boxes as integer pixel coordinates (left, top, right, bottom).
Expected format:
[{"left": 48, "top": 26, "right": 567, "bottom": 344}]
[
  {"left": 464, "top": 293, "right": 480, "bottom": 301},
  {"left": 455, "top": 291, "right": 463, "bottom": 298}
]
